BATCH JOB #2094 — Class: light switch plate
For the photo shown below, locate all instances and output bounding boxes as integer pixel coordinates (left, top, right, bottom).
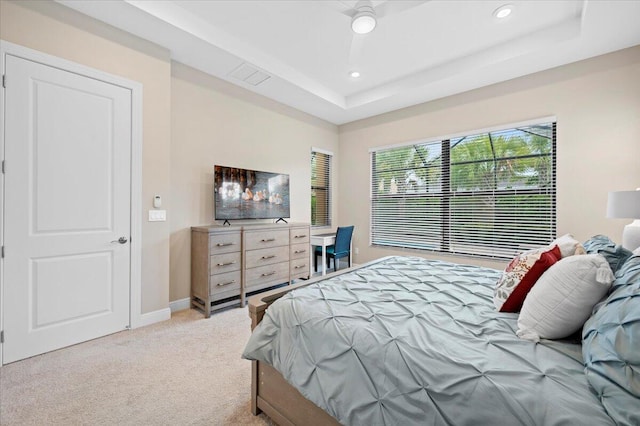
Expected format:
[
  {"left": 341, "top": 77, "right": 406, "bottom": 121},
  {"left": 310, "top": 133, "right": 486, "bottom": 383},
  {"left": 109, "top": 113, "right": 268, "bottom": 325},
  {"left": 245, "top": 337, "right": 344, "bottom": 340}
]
[{"left": 149, "top": 210, "right": 166, "bottom": 222}]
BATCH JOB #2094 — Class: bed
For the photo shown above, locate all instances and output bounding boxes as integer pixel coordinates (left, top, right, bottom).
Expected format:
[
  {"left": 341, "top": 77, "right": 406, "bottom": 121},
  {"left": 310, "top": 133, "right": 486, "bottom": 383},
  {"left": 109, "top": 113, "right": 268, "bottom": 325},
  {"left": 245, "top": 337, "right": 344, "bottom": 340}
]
[{"left": 243, "top": 251, "right": 639, "bottom": 425}]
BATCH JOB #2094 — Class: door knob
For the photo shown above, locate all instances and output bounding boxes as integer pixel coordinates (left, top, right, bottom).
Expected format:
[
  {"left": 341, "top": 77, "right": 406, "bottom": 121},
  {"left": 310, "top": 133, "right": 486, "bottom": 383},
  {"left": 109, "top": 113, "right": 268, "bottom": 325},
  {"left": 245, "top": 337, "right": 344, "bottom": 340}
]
[{"left": 111, "top": 237, "right": 128, "bottom": 244}]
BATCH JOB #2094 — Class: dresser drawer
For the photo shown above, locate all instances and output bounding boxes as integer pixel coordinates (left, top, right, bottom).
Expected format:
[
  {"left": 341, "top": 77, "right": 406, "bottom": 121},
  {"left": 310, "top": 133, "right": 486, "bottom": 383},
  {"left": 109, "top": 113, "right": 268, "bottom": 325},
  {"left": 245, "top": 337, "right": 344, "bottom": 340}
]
[
  {"left": 290, "top": 259, "right": 310, "bottom": 280},
  {"left": 245, "top": 261, "right": 289, "bottom": 289},
  {"left": 244, "top": 229, "right": 289, "bottom": 250},
  {"left": 209, "top": 270, "right": 241, "bottom": 295},
  {"left": 290, "top": 243, "right": 310, "bottom": 260},
  {"left": 209, "top": 252, "right": 241, "bottom": 274},
  {"left": 290, "top": 227, "right": 310, "bottom": 244},
  {"left": 245, "top": 245, "right": 289, "bottom": 268},
  {"left": 209, "top": 232, "right": 241, "bottom": 255}
]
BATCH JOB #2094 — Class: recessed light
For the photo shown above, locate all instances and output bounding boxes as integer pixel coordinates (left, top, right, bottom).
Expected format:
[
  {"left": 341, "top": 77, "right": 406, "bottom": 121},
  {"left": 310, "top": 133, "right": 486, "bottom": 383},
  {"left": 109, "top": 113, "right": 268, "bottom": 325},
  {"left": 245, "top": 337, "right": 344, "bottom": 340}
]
[
  {"left": 493, "top": 4, "right": 513, "bottom": 19},
  {"left": 350, "top": 71, "right": 361, "bottom": 78}
]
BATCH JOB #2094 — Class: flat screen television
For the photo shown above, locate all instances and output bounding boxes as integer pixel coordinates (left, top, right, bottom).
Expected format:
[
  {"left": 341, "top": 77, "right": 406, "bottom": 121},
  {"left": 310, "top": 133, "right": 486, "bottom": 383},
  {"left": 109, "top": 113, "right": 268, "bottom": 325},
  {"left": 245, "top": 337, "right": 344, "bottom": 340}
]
[{"left": 214, "top": 165, "right": 290, "bottom": 222}]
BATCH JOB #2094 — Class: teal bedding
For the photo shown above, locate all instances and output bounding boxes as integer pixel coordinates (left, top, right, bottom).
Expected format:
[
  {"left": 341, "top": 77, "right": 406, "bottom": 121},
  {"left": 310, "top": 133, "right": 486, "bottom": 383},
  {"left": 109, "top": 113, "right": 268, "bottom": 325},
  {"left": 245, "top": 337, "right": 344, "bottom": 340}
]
[
  {"left": 582, "top": 253, "right": 640, "bottom": 426},
  {"left": 243, "top": 256, "right": 615, "bottom": 425}
]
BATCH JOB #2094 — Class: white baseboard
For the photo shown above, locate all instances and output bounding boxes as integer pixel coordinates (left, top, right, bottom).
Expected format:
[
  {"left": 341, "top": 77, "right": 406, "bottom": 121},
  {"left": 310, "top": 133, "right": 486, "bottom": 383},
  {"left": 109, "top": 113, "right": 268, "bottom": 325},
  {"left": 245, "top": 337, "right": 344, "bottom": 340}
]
[
  {"left": 136, "top": 307, "right": 171, "bottom": 328},
  {"left": 169, "top": 297, "right": 191, "bottom": 313}
]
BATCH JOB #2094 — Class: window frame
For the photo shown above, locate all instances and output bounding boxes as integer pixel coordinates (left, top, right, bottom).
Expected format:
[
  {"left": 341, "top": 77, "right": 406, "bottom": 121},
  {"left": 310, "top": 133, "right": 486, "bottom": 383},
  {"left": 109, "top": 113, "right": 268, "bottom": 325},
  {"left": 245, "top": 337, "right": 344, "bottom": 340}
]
[
  {"left": 369, "top": 118, "right": 557, "bottom": 259},
  {"left": 311, "top": 148, "right": 332, "bottom": 228}
]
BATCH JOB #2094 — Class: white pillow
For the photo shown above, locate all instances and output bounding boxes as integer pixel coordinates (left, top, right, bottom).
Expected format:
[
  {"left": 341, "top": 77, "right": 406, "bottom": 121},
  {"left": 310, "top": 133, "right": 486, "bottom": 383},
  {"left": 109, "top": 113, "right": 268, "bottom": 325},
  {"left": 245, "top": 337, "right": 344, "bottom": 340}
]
[
  {"left": 516, "top": 254, "right": 614, "bottom": 342},
  {"left": 634, "top": 246, "right": 640, "bottom": 256},
  {"left": 551, "top": 233, "right": 585, "bottom": 258}
]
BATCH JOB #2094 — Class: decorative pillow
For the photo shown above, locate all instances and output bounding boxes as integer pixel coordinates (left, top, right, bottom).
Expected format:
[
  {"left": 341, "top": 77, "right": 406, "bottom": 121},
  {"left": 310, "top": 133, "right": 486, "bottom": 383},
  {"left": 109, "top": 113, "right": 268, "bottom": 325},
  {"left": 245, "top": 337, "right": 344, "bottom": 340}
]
[
  {"left": 551, "top": 233, "right": 585, "bottom": 258},
  {"left": 516, "top": 254, "right": 614, "bottom": 342},
  {"left": 582, "top": 279, "right": 640, "bottom": 425},
  {"left": 583, "top": 235, "right": 633, "bottom": 273},
  {"left": 494, "top": 245, "right": 561, "bottom": 312}
]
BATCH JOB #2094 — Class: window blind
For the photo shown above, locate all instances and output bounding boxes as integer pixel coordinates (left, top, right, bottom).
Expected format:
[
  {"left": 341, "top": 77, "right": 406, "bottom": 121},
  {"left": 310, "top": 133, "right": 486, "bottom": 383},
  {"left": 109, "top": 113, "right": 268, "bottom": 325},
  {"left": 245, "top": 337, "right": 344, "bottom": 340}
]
[
  {"left": 311, "top": 150, "right": 332, "bottom": 227},
  {"left": 371, "top": 122, "right": 556, "bottom": 259}
]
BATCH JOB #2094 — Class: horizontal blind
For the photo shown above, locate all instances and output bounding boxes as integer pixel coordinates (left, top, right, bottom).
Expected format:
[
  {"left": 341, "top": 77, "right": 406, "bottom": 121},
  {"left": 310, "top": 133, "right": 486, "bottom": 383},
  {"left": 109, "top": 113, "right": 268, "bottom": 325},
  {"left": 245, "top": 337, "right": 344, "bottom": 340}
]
[
  {"left": 371, "top": 141, "right": 444, "bottom": 250},
  {"left": 311, "top": 150, "right": 331, "bottom": 227},
  {"left": 371, "top": 122, "right": 556, "bottom": 259}
]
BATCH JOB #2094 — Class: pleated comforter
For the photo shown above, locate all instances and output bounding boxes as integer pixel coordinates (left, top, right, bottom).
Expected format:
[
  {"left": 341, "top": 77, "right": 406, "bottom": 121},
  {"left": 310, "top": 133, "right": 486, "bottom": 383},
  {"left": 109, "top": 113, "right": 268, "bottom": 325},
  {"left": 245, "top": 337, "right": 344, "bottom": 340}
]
[{"left": 242, "top": 256, "right": 613, "bottom": 425}]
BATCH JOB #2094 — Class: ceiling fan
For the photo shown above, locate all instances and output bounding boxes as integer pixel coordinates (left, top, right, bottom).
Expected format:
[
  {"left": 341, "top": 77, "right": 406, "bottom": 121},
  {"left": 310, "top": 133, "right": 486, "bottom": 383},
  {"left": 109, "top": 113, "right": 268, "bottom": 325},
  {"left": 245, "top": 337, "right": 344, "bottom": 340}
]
[
  {"left": 336, "top": 1, "right": 430, "bottom": 72},
  {"left": 338, "top": 0, "right": 428, "bottom": 34}
]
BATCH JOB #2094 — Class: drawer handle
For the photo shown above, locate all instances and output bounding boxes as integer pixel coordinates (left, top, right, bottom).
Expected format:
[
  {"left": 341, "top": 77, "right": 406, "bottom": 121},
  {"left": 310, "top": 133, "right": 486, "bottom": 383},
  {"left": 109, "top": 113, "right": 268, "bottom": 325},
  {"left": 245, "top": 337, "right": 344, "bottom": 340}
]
[
  {"left": 294, "top": 249, "right": 306, "bottom": 254},
  {"left": 217, "top": 280, "right": 236, "bottom": 287},
  {"left": 261, "top": 271, "right": 276, "bottom": 277},
  {"left": 294, "top": 235, "right": 307, "bottom": 239},
  {"left": 294, "top": 264, "right": 306, "bottom": 269},
  {"left": 216, "top": 242, "right": 235, "bottom": 247},
  {"left": 261, "top": 238, "right": 276, "bottom": 243},
  {"left": 217, "top": 261, "right": 236, "bottom": 266},
  {"left": 261, "top": 255, "right": 276, "bottom": 260}
]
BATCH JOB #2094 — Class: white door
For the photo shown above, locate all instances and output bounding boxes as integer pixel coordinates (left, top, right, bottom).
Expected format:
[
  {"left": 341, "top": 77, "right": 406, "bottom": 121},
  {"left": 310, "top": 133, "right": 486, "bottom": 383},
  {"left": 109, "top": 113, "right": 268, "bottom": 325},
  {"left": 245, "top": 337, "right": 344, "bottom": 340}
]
[{"left": 2, "top": 54, "right": 132, "bottom": 363}]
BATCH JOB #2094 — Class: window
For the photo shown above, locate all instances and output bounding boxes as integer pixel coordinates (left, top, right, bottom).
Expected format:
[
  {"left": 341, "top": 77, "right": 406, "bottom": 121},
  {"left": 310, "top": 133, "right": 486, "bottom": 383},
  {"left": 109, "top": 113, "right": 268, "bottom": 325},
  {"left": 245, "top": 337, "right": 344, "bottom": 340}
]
[
  {"left": 311, "top": 149, "right": 332, "bottom": 227},
  {"left": 371, "top": 121, "right": 556, "bottom": 259}
]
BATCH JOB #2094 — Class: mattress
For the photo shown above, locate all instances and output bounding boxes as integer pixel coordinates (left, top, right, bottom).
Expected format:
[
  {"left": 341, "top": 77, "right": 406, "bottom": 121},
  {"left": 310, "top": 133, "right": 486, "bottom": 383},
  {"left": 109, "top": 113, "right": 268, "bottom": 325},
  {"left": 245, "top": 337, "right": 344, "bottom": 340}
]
[{"left": 242, "top": 256, "right": 614, "bottom": 425}]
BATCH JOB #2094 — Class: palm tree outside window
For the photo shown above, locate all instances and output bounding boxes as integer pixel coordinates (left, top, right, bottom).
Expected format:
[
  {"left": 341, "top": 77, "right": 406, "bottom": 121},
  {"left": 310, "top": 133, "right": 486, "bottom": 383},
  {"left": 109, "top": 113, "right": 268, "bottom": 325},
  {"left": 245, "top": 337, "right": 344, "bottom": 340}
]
[{"left": 370, "top": 120, "right": 556, "bottom": 259}]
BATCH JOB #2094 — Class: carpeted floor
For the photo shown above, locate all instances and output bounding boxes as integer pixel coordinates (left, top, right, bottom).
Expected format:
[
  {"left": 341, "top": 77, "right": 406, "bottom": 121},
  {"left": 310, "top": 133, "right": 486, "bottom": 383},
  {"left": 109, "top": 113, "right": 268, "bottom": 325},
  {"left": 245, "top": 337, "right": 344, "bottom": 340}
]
[{"left": 0, "top": 308, "right": 274, "bottom": 425}]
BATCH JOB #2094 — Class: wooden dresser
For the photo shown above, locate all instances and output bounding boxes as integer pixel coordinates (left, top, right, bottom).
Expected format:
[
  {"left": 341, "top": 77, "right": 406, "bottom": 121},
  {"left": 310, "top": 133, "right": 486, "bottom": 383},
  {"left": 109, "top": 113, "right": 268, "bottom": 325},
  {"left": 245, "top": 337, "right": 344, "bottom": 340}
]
[{"left": 191, "top": 223, "right": 310, "bottom": 317}]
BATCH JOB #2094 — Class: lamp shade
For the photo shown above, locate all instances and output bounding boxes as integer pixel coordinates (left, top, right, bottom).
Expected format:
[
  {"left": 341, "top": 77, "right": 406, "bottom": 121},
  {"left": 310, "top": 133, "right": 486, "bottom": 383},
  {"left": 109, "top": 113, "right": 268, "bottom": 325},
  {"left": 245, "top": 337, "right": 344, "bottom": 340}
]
[{"left": 607, "top": 190, "right": 640, "bottom": 219}]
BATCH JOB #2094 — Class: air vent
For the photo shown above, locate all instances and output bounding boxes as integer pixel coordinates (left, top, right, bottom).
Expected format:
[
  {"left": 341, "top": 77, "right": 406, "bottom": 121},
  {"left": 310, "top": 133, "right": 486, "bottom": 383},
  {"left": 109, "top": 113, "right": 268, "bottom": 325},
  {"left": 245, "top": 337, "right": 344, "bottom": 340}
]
[{"left": 229, "top": 63, "right": 271, "bottom": 86}]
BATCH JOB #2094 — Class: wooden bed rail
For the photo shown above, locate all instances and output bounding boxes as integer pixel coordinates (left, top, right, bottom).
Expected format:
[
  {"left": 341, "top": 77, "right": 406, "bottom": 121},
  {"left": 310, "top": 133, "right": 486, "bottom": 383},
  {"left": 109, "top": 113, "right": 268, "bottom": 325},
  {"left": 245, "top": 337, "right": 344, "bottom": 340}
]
[{"left": 247, "top": 279, "right": 315, "bottom": 330}]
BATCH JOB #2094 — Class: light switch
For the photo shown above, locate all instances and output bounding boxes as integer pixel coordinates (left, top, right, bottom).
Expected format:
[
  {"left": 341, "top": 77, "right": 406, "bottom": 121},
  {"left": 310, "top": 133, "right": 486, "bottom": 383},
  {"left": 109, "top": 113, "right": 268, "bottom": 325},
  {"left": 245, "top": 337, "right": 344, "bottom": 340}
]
[{"left": 148, "top": 210, "right": 167, "bottom": 222}]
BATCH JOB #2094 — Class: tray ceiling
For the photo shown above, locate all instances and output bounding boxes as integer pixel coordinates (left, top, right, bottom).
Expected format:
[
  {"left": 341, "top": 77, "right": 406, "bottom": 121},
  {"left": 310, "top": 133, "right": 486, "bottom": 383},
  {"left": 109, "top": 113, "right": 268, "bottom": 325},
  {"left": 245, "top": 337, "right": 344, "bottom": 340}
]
[{"left": 57, "top": 0, "right": 640, "bottom": 124}]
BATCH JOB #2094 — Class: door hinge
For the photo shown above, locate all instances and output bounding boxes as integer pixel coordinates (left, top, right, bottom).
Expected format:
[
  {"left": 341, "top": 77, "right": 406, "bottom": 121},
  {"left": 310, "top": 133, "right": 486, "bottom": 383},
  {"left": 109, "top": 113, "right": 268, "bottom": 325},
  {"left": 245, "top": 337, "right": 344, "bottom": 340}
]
[
  {"left": 2, "top": 160, "right": 4, "bottom": 174},
  {"left": 1, "top": 246, "right": 4, "bottom": 258},
  {"left": 0, "top": 331, "right": 4, "bottom": 344},
  {"left": 2, "top": 74, "right": 5, "bottom": 88}
]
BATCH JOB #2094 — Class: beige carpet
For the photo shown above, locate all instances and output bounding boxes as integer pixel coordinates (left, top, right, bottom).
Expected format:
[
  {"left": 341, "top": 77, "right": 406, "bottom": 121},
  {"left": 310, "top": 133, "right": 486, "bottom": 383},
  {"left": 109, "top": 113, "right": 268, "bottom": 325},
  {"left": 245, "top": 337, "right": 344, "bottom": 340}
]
[{"left": 0, "top": 308, "right": 274, "bottom": 425}]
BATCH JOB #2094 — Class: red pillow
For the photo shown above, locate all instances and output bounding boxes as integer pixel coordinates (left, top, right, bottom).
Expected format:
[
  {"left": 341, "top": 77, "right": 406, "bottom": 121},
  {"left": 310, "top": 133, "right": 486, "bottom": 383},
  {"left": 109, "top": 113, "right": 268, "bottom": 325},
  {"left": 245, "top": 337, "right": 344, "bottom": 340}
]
[{"left": 494, "top": 245, "right": 562, "bottom": 312}]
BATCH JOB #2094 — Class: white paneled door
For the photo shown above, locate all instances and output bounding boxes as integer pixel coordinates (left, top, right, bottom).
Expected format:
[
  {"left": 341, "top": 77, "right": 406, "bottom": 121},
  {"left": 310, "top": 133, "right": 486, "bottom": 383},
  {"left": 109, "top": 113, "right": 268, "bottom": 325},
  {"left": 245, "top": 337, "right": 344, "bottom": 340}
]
[{"left": 2, "top": 54, "right": 132, "bottom": 363}]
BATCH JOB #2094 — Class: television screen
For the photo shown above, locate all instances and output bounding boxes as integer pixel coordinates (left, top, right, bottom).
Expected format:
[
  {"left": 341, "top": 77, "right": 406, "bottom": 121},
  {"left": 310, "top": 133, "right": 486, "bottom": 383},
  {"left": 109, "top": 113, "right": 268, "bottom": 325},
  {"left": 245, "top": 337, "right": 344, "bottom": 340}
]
[{"left": 214, "top": 165, "right": 290, "bottom": 220}]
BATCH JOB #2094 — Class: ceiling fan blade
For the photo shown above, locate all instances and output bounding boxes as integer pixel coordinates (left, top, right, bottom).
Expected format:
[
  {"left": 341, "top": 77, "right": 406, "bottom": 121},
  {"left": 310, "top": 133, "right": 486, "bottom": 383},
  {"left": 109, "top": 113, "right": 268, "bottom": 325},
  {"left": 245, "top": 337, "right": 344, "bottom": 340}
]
[
  {"left": 340, "top": 9, "right": 358, "bottom": 18},
  {"left": 375, "top": 0, "right": 430, "bottom": 19},
  {"left": 347, "top": 33, "right": 366, "bottom": 68},
  {"left": 336, "top": 0, "right": 358, "bottom": 18}
]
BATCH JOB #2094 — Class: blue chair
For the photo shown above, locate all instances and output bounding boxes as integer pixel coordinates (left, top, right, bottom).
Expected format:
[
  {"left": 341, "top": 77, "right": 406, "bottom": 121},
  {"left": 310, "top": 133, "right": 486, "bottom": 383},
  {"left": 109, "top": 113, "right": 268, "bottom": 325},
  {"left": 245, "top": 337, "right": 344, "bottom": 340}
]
[{"left": 314, "top": 226, "right": 354, "bottom": 272}]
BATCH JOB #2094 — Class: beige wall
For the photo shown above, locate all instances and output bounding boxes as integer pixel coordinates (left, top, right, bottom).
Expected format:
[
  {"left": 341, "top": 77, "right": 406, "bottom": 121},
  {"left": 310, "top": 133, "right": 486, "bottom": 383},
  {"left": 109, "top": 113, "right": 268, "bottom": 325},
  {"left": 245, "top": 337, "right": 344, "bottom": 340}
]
[
  {"left": 0, "top": 0, "right": 172, "bottom": 313},
  {"left": 170, "top": 63, "right": 339, "bottom": 302},
  {"left": 339, "top": 46, "right": 640, "bottom": 270}
]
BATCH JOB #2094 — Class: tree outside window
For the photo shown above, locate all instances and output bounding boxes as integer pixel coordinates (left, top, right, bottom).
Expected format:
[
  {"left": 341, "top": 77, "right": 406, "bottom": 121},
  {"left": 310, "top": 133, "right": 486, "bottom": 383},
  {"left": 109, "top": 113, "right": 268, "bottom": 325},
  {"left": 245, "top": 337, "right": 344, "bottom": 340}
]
[{"left": 371, "top": 122, "right": 556, "bottom": 258}]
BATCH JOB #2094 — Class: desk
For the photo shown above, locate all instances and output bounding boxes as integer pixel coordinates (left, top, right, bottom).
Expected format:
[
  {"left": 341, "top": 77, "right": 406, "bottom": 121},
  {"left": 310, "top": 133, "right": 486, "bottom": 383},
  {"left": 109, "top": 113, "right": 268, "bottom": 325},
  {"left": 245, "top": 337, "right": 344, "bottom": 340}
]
[
  {"left": 310, "top": 233, "right": 335, "bottom": 276},
  {"left": 311, "top": 233, "right": 354, "bottom": 276}
]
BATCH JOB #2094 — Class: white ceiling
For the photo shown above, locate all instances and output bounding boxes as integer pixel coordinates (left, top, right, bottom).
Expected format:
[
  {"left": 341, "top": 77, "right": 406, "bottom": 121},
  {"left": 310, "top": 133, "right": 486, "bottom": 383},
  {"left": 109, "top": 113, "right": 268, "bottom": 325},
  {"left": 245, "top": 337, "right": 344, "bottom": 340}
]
[{"left": 57, "top": 0, "right": 640, "bottom": 125}]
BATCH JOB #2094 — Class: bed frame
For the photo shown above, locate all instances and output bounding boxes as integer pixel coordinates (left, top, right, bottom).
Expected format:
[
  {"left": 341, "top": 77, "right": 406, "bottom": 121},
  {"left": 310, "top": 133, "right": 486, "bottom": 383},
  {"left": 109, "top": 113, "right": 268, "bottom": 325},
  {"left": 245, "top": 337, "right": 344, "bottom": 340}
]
[{"left": 247, "top": 262, "right": 379, "bottom": 426}]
